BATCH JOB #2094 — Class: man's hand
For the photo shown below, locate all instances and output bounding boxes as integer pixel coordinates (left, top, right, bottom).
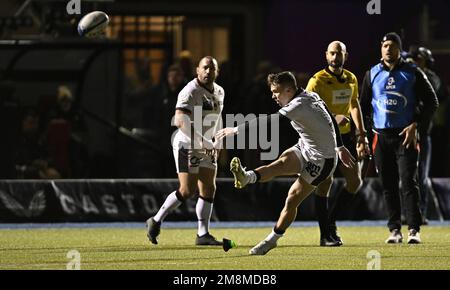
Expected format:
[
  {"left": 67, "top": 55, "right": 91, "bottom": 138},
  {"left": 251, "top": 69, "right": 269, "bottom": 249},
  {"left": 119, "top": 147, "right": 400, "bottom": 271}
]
[
  {"left": 215, "top": 127, "right": 238, "bottom": 141},
  {"left": 399, "top": 122, "right": 417, "bottom": 149},
  {"left": 356, "top": 135, "right": 371, "bottom": 160},
  {"left": 204, "top": 136, "right": 221, "bottom": 158},
  {"left": 356, "top": 142, "right": 371, "bottom": 160},
  {"left": 336, "top": 146, "right": 356, "bottom": 168}
]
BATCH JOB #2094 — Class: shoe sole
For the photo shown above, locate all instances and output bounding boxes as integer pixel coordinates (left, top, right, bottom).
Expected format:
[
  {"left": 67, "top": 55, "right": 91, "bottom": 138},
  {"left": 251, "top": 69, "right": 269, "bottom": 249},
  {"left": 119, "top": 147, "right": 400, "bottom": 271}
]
[
  {"left": 196, "top": 237, "right": 223, "bottom": 246},
  {"left": 196, "top": 233, "right": 223, "bottom": 246},
  {"left": 196, "top": 242, "right": 223, "bottom": 246},
  {"left": 249, "top": 249, "right": 271, "bottom": 255},
  {"left": 249, "top": 250, "right": 266, "bottom": 255},
  {"left": 320, "top": 243, "right": 341, "bottom": 247},
  {"left": 249, "top": 248, "right": 275, "bottom": 255},
  {"left": 230, "top": 157, "right": 246, "bottom": 189},
  {"left": 385, "top": 239, "right": 403, "bottom": 244},
  {"left": 407, "top": 239, "right": 421, "bottom": 244}
]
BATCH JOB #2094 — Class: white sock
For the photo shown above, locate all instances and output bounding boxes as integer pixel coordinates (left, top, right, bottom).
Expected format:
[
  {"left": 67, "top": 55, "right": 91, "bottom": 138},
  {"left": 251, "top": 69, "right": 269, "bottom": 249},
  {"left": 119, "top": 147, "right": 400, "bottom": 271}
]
[
  {"left": 246, "top": 170, "right": 258, "bottom": 184},
  {"left": 265, "top": 229, "right": 283, "bottom": 244},
  {"left": 196, "top": 198, "right": 213, "bottom": 236},
  {"left": 153, "top": 191, "right": 182, "bottom": 223}
]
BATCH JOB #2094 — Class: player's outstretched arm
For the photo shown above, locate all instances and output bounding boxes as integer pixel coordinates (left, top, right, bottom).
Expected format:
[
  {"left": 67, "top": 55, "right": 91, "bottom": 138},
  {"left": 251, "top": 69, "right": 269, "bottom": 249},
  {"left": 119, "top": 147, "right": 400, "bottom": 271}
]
[
  {"left": 215, "top": 113, "right": 279, "bottom": 141},
  {"left": 215, "top": 127, "right": 238, "bottom": 140}
]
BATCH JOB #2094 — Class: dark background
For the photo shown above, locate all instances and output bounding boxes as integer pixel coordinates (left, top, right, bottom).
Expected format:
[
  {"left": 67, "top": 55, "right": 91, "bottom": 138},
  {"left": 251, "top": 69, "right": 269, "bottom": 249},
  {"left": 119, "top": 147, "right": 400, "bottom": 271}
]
[{"left": 0, "top": 0, "right": 449, "bottom": 179}]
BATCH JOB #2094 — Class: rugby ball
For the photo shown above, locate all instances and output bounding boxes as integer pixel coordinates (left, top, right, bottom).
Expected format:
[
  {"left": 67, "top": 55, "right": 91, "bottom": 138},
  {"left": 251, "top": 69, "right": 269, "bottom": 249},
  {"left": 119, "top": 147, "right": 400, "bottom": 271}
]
[{"left": 77, "top": 11, "right": 109, "bottom": 38}]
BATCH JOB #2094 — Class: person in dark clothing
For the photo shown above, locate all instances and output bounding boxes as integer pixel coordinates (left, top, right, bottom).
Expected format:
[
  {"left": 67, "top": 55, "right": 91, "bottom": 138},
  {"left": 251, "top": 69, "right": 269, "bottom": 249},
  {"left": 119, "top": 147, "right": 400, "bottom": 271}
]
[
  {"left": 408, "top": 46, "right": 447, "bottom": 223},
  {"left": 45, "top": 85, "right": 89, "bottom": 178},
  {"left": 15, "top": 107, "right": 61, "bottom": 179},
  {"left": 142, "top": 64, "right": 187, "bottom": 177},
  {"left": 151, "top": 64, "right": 187, "bottom": 132},
  {"left": 0, "top": 81, "right": 19, "bottom": 178},
  {"left": 360, "top": 32, "right": 438, "bottom": 244}
]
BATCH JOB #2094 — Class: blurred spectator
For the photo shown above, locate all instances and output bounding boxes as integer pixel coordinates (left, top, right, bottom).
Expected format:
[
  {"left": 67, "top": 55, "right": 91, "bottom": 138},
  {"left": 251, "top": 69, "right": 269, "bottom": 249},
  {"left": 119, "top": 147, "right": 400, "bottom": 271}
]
[
  {"left": 144, "top": 64, "right": 186, "bottom": 134},
  {"left": 409, "top": 46, "right": 448, "bottom": 221},
  {"left": 47, "top": 86, "right": 86, "bottom": 130},
  {"left": 240, "top": 61, "right": 292, "bottom": 170},
  {"left": 122, "top": 57, "right": 153, "bottom": 91},
  {"left": 216, "top": 60, "right": 243, "bottom": 175},
  {"left": 217, "top": 60, "right": 242, "bottom": 115},
  {"left": 243, "top": 61, "right": 281, "bottom": 115},
  {"left": 140, "top": 64, "right": 186, "bottom": 177},
  {"left": 177, "top": 50, "right": 195, "bottom": 81},
  {"left": 123, "top": 57, "right": 154, "bottom": 129},
  {"left": 135, "top": 57, "right": 153, "bottom": 89},
  {"left": 294, "top": 71, "right": 312, "bottom": 89},
  {"left": 0, "top": 81, "right": 20, "bottom": 178},
  {"left": 45, "top": 85, "right": 89, "bottom": 178},
  {"left": 164, "top": 64, "right": 187, "bottom": 109},
  {"left": 14, "top": 107, "right": 61, "bottom": 179},
  {"left": 408, "top": 46, "right": 449, "bottom": 166}
]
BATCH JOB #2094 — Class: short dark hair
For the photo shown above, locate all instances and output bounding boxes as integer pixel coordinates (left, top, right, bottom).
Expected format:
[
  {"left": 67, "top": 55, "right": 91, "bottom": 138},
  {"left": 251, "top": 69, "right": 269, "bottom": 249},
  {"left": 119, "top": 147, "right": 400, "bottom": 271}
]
[
  {"left": 267, "top": 71, "right": 298, "bottom": 90},
  {"left": 167, "top": 64, "right": 184, "bottom": 74}
]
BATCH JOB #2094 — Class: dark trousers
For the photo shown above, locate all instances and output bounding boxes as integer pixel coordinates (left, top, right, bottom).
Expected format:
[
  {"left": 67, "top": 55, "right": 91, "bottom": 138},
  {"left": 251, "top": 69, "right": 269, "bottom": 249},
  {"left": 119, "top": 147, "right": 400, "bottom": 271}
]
[
  {"left": 418, "top": 134, "right": 432, "bottom": 218},
  {"left": 374, "top": 130, "right": 422, "bottom": 231}
]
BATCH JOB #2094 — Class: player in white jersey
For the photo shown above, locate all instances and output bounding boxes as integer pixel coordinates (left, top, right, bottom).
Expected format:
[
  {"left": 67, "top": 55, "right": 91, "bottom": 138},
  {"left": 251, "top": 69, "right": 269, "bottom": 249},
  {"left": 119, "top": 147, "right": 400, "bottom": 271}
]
[
  {"left": 146, "top": 56, "right": 225, "bottom": 246},
  {"left": 215, "top": 71, "right": 355, "bottom": 255}
]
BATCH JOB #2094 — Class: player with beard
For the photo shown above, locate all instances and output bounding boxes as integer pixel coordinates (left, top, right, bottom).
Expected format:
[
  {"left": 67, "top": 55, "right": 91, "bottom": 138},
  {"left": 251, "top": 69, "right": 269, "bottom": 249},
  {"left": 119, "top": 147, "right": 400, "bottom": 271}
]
[
  {"left": 306, "top": 41, "right": 370, "bottom": 246},
  {"left": 360, "top": 33, "right": 438, "bottom": 244},
  {"left": 146, "top": 56, "right": 225, "bottom": 246}
]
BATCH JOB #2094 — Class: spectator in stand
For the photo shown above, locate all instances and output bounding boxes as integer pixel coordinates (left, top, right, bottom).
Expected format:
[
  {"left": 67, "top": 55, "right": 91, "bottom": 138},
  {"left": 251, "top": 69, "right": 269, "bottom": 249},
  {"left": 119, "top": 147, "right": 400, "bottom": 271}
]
[{"left": 15, "top": 107, "right": 61, "bottom": 179}]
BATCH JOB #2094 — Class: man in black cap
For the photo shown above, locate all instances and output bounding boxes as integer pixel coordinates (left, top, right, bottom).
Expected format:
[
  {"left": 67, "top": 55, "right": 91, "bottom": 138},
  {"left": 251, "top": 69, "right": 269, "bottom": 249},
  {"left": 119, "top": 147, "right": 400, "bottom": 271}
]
[
  {"left": 408, "top": 46, "right": 447, "bottom": 223},
  {"left": 360, "top": 32, "right": 438, "bottom": 244}
]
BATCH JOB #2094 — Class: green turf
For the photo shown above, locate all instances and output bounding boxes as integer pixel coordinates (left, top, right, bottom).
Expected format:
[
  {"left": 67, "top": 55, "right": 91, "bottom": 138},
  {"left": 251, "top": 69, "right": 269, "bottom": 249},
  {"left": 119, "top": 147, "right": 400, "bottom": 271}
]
[{"left": 0, "top": 226, "right": 449, "bottom": 270}]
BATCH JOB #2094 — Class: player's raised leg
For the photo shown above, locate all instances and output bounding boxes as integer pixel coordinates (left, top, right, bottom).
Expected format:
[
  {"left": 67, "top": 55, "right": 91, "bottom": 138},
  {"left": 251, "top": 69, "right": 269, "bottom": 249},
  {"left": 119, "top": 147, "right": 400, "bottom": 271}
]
[
  {"left": 195, "top": 166, "right": 222, "bottom": 245},
  {"left": 230, "top": 149, "right": 301, "bottom": 189}
]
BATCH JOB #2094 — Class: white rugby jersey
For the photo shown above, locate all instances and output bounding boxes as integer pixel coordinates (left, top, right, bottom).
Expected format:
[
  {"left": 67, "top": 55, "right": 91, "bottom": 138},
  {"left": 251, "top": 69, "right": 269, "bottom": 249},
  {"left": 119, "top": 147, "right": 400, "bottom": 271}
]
[
  {"left": 279, "top": 91, "right": 337, "bottom": 161},
  {"left": 173, "top": 78, "right": 224, "bottom": 148}
]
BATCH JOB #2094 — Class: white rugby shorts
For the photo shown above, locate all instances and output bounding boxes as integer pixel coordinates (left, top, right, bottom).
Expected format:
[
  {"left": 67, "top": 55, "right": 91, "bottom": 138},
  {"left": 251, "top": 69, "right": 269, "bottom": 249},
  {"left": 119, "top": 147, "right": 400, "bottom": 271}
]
[
  {"left": 288, "top": 144, "right": 338, "bottom": 186},
  {"left": 173, "top": 148, "right": 217, "bottom": 174}
]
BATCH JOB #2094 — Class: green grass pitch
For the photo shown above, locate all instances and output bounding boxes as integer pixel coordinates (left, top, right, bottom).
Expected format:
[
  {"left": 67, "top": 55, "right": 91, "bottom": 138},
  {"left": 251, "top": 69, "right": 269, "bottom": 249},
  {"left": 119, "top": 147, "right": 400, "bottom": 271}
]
[{"left": 1, "top": 226, "right": 449, "bottom": 270}]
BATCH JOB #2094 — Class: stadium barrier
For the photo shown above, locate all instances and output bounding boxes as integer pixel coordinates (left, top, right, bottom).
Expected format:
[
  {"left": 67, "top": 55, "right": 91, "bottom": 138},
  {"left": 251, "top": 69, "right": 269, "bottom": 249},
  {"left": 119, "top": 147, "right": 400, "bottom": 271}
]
[{"left": 0, "top": 178, "right": 448, "bottom": 222}]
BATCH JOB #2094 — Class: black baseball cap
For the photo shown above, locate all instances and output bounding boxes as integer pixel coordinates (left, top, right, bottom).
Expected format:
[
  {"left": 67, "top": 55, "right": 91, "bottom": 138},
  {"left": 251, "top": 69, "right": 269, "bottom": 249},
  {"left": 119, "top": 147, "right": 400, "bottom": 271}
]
[{"left": 381, "top": 32, "right": 402, "bottom": 50}]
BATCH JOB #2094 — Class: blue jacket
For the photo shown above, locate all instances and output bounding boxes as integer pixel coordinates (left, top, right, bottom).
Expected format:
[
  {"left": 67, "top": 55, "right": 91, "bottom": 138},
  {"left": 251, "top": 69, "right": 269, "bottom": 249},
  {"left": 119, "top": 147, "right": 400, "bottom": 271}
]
[
  {"left": 361, "top": 59, "right": 438, "bottom": 133},
  {"left": 369, "top": 61, "right": 417, "bottom": 129}
]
